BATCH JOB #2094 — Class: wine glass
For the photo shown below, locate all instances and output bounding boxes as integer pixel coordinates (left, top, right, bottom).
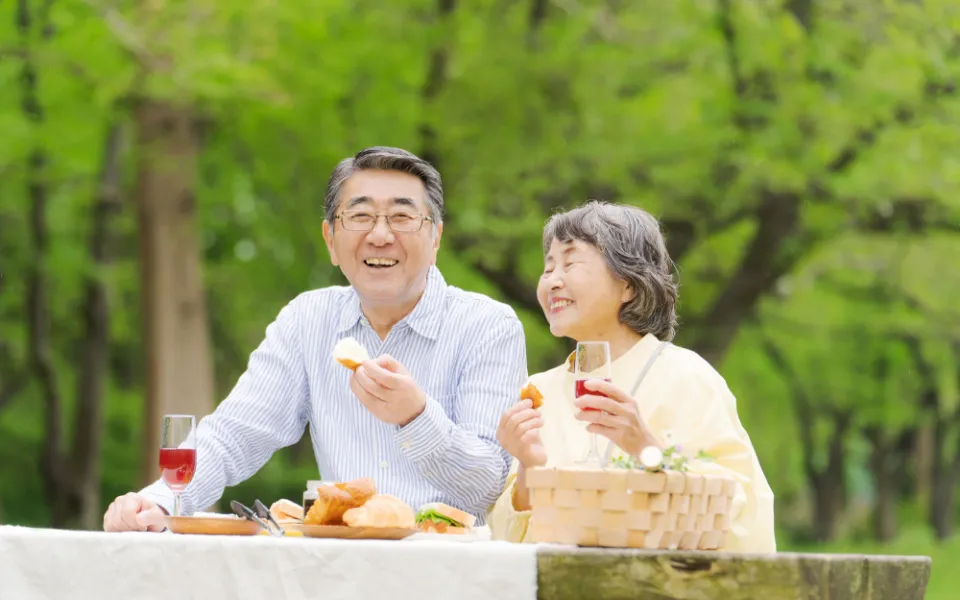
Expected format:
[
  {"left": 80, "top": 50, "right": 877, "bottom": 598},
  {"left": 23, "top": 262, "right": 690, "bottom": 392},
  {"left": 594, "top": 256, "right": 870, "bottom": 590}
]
[
  {"left": 159, "top": 414, "right": 197, "bottom": 517},
  {"left": 574, "top": 341, "right": 612, "bottom": 468}
]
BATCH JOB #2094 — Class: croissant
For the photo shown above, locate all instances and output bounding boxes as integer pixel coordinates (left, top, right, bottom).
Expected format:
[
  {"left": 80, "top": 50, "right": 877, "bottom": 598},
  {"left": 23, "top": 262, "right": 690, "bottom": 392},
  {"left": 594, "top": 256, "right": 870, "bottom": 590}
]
[
  {"left": 342, "top": 494, "right": 416, "bottom": 529},
  {"left": 303, "top": 478, "right": 377, "bottom": 525}
]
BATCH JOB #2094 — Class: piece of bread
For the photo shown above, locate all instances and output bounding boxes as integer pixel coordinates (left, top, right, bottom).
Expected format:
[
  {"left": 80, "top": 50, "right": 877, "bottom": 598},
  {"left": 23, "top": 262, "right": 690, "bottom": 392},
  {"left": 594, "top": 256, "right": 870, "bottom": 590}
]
[
  {"left": 332, "top": 337, "right": 370, "bottom": 371},
  {"left": 520, "top": 382, "right": 544, "bottom": 409},
  {"left": 303, "top": 478, "right": 377, "bottom": 525},
  {"left": 343, "top": 494, "right": 416, "bottom": 529},
  {"left": 415, "top": 502, "right": 476, "bottom": 530},
  {"left": 269, "top": 499, "right": 303, "bottom": 522}
]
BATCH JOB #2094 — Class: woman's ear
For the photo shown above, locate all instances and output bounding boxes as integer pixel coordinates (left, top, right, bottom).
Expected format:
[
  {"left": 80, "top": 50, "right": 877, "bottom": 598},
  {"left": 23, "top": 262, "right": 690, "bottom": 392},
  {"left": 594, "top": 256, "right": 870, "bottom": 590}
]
[{"left": 621, "top": 282, "right": 636, "bottom": 303}]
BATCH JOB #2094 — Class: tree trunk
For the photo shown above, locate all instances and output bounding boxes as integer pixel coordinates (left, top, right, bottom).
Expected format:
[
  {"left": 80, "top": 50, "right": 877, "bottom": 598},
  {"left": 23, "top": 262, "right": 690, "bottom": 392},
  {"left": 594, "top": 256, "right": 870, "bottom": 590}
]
[
  {"left": 809, "top": 414, "right": 850, "bottom": 543},
  {"left": 72, "top": 123, "right": 123, "bottom": 529},
  {"left": 17, "top": 0, "right": 76, "bottom": 528},
  {"left": 928, "top": 414, "right": 958, "bottom": 540},
  {"left": 865, "top": 428, "right": 898, "bottom": 542},
  {"left": 134, "top": 100, "right": 216, "bottom": 487}
]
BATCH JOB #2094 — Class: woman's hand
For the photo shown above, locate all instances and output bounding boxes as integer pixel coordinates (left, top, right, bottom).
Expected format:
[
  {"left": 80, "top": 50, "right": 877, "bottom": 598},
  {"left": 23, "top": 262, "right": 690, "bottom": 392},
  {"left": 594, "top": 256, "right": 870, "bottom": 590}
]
[
  {"left": 574, "top": 379, "right": 659, "bottom": 456},
  {"left": 497, "top": 399, "right": 547, "bottom": 468}
]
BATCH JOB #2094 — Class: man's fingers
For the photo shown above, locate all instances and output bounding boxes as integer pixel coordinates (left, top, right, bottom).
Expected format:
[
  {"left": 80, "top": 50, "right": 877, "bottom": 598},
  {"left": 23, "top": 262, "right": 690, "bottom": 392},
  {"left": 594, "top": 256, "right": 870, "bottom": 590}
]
[
  {"left": 103, "top": 501, "right": 117, "bottom": 532},
  {"left": 363, "top": 360, "right": 404, "bottom": 390},
  {"left": 116, "top": 493, "right": 145, "bottom": 531},
  {"left": 136, "top": 506, "right": 168, "bottom": 532},
  {"left": 353, "top": 366, "right": 386, "bottom": 400},
  {"left": 373, "top": 354, "right": 404, "bottom": 374}
]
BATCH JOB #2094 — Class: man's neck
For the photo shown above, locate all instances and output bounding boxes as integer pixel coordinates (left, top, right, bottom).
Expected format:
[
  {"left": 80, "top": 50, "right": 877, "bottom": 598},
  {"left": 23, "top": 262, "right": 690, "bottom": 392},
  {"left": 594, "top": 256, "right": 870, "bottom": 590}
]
[{"left": 360, "top": 281, "right": 428, "bottom": 341}]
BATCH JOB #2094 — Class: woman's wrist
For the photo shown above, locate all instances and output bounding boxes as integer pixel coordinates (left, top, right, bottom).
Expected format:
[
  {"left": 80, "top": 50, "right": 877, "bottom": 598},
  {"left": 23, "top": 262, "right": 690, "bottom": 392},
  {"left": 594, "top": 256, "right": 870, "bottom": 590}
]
[{"left": 511, "top": 465, "right": 532, "bottom": 512}]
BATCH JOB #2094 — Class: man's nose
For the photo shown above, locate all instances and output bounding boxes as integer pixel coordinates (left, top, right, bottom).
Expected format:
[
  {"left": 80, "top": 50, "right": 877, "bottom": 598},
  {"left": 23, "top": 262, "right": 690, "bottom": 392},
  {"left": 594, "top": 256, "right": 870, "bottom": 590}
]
[{"left": 366, "top": 216, "right": 395, "bottom": 245}]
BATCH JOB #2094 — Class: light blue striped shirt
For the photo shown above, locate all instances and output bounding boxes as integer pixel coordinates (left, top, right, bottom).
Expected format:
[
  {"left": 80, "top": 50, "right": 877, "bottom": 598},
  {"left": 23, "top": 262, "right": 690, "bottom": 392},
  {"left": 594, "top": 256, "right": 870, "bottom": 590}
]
[{"left": 140, "top": 267, "right": 528, "bottom": 524}]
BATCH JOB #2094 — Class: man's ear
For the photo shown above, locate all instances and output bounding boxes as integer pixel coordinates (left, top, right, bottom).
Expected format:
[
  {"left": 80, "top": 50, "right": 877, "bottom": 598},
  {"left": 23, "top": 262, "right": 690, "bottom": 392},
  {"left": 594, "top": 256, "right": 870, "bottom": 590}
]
[
  {"left": 322, "top": 220, "right": 339, "bottom": 266},
  {"left": 429, "top": 222, "right": 443, "bottom": 265}
]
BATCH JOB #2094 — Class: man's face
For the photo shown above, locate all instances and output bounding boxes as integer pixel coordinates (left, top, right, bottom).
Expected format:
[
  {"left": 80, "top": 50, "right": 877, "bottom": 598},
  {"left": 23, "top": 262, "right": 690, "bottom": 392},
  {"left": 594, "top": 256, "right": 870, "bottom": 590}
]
[{"left": 322, "top": 169, "right": 442, "bottom": 308}]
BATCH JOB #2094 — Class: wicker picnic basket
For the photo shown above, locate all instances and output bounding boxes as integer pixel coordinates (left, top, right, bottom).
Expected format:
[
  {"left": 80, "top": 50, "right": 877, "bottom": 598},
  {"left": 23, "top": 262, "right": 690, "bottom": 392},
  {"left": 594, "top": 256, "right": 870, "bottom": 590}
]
[{"left": 525, "top": 466, "right": 738, "bottom": 550}]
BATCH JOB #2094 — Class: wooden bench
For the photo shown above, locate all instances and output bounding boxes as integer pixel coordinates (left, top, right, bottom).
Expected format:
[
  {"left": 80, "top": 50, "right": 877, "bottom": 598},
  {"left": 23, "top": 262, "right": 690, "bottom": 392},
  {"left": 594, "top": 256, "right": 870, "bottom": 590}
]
[{"left": 537, "top": 547, "right": 932, "bottom": 599}]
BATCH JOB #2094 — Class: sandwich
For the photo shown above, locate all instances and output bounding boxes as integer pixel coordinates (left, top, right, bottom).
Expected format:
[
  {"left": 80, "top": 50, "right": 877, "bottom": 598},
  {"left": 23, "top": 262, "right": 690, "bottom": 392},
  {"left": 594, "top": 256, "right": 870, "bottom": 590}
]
[
  {"left": 332, "top": 337, "right": 370, "bottom": 371},
  {"left": 520, "top": 381, "right": 544, "bottom": 409},
  {"left": 269, "top": 499, "right": 304, "bottom": 524},
  {"left": 415, "top": 502, "right": 476, "bottom": 534}
]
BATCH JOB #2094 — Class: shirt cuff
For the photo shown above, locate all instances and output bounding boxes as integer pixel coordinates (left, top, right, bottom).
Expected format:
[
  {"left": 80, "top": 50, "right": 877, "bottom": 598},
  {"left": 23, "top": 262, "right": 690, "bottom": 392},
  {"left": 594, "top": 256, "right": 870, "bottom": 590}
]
[
  {"left": 139, "top": 480, "right": 175, "bottom": 517},
  {"left": 395, "top": 395, "right": 451, "bottom": 463}
]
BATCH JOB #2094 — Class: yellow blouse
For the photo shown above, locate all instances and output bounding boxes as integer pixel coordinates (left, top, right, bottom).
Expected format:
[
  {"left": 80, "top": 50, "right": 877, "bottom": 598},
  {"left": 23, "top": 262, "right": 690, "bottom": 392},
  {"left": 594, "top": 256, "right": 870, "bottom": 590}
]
[{"left": 487, "top": 334, "right": 777, "bottom": 553}]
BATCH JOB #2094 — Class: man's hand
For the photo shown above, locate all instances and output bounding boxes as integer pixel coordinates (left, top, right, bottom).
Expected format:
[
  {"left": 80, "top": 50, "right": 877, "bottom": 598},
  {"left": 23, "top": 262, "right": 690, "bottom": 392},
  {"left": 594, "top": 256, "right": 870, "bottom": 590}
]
[
  {"left": 351, "top": 354, "right": 427, "bottom": 427},
  {"left": 103, "top": 492, "right": 167, "bottom": 532},
  {"left": 574, "top": 379, "right": 660, "bottom": 456}
]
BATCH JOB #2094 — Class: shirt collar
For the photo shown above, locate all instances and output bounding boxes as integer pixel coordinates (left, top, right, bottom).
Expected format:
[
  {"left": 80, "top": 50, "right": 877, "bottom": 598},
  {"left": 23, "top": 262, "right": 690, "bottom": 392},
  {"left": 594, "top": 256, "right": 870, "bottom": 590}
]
[
  {"left": 564, "top": 333, "right": 662, "bottom": 373},
  {"left": 336, "top": 266, "right": 447, "bottom": 340}
]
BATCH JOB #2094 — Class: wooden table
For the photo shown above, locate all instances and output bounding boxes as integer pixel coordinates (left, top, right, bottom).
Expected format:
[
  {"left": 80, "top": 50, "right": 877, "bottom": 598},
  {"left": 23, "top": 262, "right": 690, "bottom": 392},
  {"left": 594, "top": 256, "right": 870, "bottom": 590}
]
[{"left": 537, "top": 547, "right": 932, "bottom": 599}]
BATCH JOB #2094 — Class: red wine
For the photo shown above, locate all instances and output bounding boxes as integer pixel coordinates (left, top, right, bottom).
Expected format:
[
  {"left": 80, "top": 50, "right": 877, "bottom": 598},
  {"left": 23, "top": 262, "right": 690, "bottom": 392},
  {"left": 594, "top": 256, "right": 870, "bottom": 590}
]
[
  {"left": 160, "top": 448, "right": 196, "bottom": 490},
  {"left": 575, "top": 378, "right": 611, "bottom": 411}
]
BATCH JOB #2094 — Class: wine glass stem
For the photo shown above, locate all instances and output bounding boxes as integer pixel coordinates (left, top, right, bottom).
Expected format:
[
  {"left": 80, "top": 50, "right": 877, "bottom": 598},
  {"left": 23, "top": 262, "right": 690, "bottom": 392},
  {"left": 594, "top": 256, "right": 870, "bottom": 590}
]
[
  {"left": 588, "top": 433, "right": 602, "bottom": 465},
  {"left": 173, "top": 492, "right": 182, "bottom": 517}
]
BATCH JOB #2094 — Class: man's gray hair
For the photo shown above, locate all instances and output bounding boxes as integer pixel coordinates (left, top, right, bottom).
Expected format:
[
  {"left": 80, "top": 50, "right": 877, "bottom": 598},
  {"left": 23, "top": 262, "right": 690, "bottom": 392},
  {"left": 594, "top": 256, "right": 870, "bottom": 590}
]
[
  {"left": 543, "top": 201, "right": 679, "bottom": 341},
  {"left": 324, "top": 146, "right": 444, "bottom": 226}
]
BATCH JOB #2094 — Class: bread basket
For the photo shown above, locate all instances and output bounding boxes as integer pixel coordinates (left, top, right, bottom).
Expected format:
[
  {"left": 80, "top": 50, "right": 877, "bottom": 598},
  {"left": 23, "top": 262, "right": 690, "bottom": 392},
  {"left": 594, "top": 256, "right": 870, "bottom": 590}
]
[{"left": 525, "top": 466, "right": 738, "bottom": 550}]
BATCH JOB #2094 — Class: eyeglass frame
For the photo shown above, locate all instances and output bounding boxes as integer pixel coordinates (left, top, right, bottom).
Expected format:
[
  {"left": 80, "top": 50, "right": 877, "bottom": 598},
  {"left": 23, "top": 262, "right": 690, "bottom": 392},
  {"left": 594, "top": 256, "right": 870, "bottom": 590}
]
[{"left": 334, "top": 209, "right": 434, "bottom": 233}]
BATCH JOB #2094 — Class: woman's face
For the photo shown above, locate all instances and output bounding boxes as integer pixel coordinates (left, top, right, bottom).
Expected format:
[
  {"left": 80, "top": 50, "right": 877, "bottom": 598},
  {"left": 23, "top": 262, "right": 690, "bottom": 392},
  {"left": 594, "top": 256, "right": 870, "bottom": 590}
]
[{"left": 537, "top": 238, "right": 633, "bottom": 341}]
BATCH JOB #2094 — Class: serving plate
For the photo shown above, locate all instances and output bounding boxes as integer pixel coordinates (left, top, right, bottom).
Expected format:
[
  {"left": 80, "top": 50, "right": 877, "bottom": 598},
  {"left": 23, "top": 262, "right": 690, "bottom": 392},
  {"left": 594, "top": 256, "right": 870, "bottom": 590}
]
[
  {"left": 286, "top": 524, "right": 417, "bottom": 540},
  {"left": 165, "top": 515, "right": 260, "bottom": 536}
]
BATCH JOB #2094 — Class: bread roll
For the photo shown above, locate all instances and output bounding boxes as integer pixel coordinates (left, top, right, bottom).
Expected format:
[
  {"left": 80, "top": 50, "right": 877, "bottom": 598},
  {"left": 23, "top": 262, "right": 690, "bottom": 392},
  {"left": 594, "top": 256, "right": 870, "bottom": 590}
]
[
  {"left": 333, "top": 337, "right": 370, "bottom": 371},
  {"left": 269, "top": 499, "right": 303, "bottom": 522},
  {"left": 343, "top": 494, "right": 415, "bottom": 529}
]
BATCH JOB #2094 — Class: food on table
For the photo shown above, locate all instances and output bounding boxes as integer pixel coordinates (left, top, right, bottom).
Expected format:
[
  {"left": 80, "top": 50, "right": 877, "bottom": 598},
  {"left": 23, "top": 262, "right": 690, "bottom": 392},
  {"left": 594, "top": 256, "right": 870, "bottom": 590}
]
[
  {"left": 520, "top": 382, "right": 544, "bottom": 409},
  {"left": 415, "top": 502, "right": 476, "bottom": 534},
  {"left": 332, "top": 337, "right": 370, "bottom": 371},
  {"left": 303, "top": 478, "right": 377, "bottom": 525},
  {"left": 343, "top": 494, "right": 416, "bottom": 529},
  {"left": 269, "top": 499, "right": 303, "bottom": 523}
]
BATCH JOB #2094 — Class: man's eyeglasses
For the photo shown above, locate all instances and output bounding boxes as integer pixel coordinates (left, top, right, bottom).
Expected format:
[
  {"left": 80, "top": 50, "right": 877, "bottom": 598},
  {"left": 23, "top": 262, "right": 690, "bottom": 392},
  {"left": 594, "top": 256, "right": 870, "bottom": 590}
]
[{"left": 336, "top": 210, "right": 433, "bottom": 233}]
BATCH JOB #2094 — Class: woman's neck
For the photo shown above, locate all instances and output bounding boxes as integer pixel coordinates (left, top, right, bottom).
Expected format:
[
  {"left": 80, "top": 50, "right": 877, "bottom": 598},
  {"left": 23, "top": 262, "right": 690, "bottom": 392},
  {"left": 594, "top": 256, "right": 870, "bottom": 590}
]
[{"left": 577, "top": 326, "right": 645, "bottom": 362}]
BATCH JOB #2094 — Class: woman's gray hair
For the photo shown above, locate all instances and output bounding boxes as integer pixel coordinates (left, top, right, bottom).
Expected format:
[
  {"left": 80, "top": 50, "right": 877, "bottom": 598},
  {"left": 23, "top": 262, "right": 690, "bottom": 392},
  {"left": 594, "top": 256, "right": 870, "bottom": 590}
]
[
  {"left": 543, "top": 201, "right": 679, "bottom": 341},
  {"left": 324, "top": 146, "right": 444, "bottom": 226}
]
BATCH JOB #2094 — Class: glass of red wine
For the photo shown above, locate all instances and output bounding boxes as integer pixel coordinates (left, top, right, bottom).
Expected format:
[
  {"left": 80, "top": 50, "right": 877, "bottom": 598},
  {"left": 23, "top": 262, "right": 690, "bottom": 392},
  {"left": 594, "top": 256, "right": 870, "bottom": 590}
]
[
  {"left": 574, "top": 341, "right": 612, "bottom": 468},
  {"left": 159, "top": 414, "right": 197, "bottom": 517}
]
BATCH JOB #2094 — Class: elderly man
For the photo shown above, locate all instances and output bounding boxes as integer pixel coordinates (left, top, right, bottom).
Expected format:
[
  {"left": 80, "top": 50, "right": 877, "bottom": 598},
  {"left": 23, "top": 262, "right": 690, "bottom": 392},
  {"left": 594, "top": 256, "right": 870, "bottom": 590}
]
[{"left": 104, "top": 146, "right": 527, "bottom": 531}]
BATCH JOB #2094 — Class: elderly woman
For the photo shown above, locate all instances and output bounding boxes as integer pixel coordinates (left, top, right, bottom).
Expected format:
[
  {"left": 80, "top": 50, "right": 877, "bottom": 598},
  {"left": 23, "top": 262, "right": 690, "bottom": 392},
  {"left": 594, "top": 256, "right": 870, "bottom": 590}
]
[{"left": 487, "top": 201, "right": 776, "bottom": 552}]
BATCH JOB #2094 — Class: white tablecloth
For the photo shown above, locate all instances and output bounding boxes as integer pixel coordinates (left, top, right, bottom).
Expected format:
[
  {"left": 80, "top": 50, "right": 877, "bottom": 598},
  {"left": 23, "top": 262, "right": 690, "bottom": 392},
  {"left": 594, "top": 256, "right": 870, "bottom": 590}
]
[{"left": 0, "top": 525, "right": 538, "bottom": 600}]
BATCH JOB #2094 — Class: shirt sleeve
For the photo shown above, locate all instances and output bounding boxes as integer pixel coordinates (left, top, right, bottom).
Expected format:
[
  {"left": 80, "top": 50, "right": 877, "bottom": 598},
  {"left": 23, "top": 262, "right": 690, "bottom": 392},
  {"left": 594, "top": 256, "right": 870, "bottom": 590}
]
[
  {"left": 140, "top": 297, "right": 311, "bottom": 515},
  {"left": 487, "top": 461, "right": 534, "bottom": 543},
  {"left": 395, "top": 314, "right": 527, "bottom": 518},
  {"left": 652, "top": 354, "right": 777, "bottom": 553}
]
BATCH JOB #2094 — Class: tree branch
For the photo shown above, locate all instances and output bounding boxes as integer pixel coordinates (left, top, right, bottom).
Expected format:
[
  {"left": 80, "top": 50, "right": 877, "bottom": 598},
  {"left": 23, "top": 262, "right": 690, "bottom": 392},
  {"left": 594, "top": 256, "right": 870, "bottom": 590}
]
[
  {"left": 689, "top": 190, "right": 803, "bottom": 365},
  {"left": 418, "top": 0, "right": 457, "bottom": 169}
]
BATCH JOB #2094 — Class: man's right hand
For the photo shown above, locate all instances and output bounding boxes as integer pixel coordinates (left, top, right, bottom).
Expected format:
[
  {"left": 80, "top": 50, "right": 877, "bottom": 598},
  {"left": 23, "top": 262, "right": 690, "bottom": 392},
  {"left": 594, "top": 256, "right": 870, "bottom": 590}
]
[
  {"left": 496, "top": 399, "right": 547, "bottom": 468},
  {"left": 103, "top": 492, "right": 167, "bottom": 532}
]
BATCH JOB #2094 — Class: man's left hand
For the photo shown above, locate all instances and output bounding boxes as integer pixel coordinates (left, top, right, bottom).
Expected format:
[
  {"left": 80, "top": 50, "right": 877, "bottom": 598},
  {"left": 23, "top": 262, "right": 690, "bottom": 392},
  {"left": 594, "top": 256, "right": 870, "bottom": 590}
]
[
  {"left": 351, "top": 355, "right": 426, "bottom": 427},
  {"left": 573, "top": 379, "right": 660, "bottom": 456}
]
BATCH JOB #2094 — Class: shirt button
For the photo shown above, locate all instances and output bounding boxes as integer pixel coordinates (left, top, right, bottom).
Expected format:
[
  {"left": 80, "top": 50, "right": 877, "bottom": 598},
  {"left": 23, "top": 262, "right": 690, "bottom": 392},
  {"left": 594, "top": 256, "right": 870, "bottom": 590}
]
[
  {"left": 380, "top": 460, "right": 389, "bottom": 469},
  {"left": 400, "top": 442, "right": 411, "bottom": 450}
]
